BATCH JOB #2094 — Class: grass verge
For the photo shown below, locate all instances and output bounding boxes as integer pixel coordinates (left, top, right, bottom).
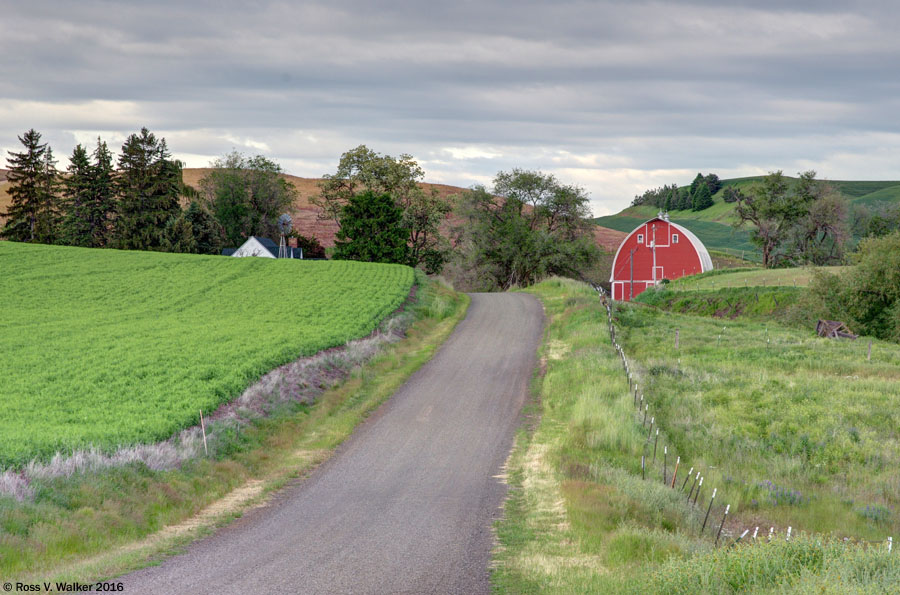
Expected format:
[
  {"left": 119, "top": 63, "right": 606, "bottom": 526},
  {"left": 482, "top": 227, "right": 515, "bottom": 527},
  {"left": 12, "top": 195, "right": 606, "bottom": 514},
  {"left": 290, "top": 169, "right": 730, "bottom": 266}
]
[
  {"left": 492, "top": 277, "right": 900, "bottom": 593},
  {"left": 2, "top": 273, "right": 469, "bottom": 583}
]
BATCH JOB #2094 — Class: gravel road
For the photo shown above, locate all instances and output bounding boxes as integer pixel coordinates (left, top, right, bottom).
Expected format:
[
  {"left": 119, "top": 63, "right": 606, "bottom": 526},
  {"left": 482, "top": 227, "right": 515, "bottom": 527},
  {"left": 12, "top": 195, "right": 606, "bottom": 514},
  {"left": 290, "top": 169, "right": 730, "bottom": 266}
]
[{"left": 120, "top": 292, "right": 544, "bottom": 594}]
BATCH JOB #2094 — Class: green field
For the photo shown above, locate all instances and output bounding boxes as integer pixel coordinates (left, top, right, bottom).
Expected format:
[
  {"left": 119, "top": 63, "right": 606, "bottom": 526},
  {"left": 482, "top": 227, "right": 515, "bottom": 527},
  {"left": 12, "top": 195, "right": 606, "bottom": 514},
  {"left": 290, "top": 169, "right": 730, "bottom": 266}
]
[
  {"left": 593, "top": 215, "right": 760, "bottom": 261},
  {"left": 0, "top": 242, "right": 414, "bottom": 467},
  {"left": 493, "top": 278, "right": 900, "bottom": 592}
]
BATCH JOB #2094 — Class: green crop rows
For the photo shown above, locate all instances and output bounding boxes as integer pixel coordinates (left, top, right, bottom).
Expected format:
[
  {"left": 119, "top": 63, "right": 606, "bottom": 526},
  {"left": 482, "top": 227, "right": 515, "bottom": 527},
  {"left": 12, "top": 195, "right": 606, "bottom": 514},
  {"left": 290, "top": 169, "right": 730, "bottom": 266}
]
[{"left": 0, "top": 242, "right": 414, "bottom": 467}]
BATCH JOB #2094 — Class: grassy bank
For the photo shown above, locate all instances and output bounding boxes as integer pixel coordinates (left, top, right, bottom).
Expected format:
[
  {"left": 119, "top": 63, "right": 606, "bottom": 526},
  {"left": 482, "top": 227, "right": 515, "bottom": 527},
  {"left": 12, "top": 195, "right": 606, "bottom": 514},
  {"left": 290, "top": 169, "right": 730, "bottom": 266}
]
[
  {"left": 635, "top": 286, "right": 802, "bottom": 319},
  {"left": 2, "top": 274, "right": 469, "bottom": 583},
  {"left": 492, "top": 278, "right": 900, "bottom": 593},
  {"left": 669, "top": 266, "right": 848, "bottom": 291}
]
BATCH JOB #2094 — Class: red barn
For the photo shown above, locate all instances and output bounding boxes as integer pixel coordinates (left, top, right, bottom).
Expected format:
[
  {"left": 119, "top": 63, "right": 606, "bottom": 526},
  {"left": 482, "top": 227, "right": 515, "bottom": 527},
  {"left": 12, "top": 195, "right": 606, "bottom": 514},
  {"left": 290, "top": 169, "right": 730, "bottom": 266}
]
[{"left": 609, "top": 215, "right": 713, "bottom": 301}]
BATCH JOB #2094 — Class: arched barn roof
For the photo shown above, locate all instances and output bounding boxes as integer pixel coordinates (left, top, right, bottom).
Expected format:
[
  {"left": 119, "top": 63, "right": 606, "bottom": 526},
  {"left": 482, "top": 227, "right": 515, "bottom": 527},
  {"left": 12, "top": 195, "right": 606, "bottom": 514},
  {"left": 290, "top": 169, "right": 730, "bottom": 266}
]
[
  {"left": 609, "top": 217, "right": 714, "bottom": 282},
  {"left": 670, "top": 221, "right": 714, "bottom": 272}
]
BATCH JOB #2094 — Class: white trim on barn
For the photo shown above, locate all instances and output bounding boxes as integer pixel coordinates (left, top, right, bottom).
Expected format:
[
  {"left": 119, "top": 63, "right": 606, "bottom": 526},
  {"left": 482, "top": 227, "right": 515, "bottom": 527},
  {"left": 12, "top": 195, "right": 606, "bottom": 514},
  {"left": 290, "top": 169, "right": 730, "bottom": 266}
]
[
  {"left": 608, "top": 217, "right": 713, "bottom": 282},
  {"left": 671, "top": 222, "right": 714, "bottom": 272}
]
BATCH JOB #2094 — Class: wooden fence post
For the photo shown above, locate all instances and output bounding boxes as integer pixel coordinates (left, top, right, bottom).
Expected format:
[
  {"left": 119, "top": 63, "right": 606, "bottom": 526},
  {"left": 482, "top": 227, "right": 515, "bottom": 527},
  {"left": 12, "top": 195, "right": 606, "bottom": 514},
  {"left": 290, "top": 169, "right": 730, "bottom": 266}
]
[{"left": 199, "top": 409, "right": 209, "bottom": 456}]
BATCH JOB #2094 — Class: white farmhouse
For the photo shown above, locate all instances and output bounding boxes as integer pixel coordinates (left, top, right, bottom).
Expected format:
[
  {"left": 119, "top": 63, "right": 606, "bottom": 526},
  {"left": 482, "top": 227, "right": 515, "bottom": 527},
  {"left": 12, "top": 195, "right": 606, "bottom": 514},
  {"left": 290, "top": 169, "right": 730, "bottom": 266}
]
[{"left": 221, "top": 236, "right": 303, "bottom": 259}]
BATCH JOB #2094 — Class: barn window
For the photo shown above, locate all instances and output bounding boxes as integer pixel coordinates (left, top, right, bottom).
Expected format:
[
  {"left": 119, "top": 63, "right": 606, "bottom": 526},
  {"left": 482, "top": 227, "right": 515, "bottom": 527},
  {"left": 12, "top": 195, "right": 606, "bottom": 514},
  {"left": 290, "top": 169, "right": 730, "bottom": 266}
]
[
  {"left": 637, "top": 233, "right": 644, "bottom": 244},
  {"left": 672, "top": 234, "right": 679, "bottom": 244}
]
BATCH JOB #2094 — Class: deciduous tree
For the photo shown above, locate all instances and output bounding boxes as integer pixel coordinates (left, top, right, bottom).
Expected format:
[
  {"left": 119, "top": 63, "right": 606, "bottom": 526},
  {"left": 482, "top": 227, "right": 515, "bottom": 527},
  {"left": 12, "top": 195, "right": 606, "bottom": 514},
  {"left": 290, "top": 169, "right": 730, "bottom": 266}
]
[
  {"left": 452, "top": 170, "right": 599, "bottom": 290},
  {"left": 333, "top": 191, "right": 409, "bottom": 264},
  {"left": 314, "top": 145, "right": 451, "bottom": 271},
  {"left": 199, "top": 151, "right": 297, "bottom": 246}
]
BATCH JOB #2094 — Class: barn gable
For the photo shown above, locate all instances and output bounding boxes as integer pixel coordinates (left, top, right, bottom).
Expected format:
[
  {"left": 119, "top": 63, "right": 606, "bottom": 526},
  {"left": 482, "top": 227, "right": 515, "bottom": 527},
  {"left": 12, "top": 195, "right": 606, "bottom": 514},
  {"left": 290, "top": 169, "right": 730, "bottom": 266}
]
[
  {"left": 223, "top": 236, "right": 303, "bottom": 259},
  {"left": 609, "top": 215, "right": 713, "bottom": 301}
]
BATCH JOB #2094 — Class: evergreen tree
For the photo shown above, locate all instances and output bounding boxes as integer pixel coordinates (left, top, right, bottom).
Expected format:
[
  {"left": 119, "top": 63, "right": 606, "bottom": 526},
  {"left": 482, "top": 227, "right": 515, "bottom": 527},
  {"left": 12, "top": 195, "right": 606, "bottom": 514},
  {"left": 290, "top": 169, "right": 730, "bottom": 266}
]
[
  {"left": 675, "top": 187, "right": 692, "bottom": 210},
  {"left": 692, "top": 183, "right": 714, "bottom": 210},
  {"left": 1, "top": 129, "right": 60, "bottom": 243},
  {"left": 704, "top": 173, "right": 722, "bottom": 194},
  {"left": 89, "top": 138, "right": 116, "bottom": 245},
  {"left": 689, "top": 172, "right": 705, "bottom": 196},
  {"left": 60, "top": 144, "right": 93, "bottom": 246},
  {"left": 59, "top": 139, "right": 115, "bottom": 247},
  {"left": 333, "top": 191, "right": 409, "bottom": 264},
  {"left": 113, "top": 128, "right": 182, "bottom": 250},
  {"left": 184, "top": 200, "right": 226, "bottom": 254},
  {"left": 162, "top": 210, "right": 197, "bottom": 253}
]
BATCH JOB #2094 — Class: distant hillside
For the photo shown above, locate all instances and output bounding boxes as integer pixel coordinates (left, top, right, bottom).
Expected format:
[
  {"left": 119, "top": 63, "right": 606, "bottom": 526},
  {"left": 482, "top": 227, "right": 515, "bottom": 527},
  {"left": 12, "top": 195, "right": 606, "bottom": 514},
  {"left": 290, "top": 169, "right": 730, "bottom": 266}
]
[
  {"left": 181, "top": 169, "right": 472, "bottom": 248},
  {"left": 617, "top": 175, "right": 900, "bottom": 225},
  {"left": 599, "top": 175, "right": 900, "bottom": 261}
]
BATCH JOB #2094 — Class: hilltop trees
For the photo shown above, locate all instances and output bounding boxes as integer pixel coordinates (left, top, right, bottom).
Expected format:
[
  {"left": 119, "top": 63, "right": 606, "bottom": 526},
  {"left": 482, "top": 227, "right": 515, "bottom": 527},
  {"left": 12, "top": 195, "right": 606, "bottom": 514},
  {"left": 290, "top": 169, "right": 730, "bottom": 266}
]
[
  {"left": 59, "top": 139, "right": 116, "bottom": 247},
  {"left": 112, "top": 128, "right": 183, "bottom": 250},
  {"left": 1, "top": 129, "right": 60, "bottom": 243},
  {"left": 691, "top": 182, "right": 714, "bottom": 211},
  {"left": 314, "top": 145, "right": 451, "bottom": 271},
  {"left": 199, "top": 151, "right": 297, "bottom": 247},
  {"left": 452, "top": 170, "right": 599, "bottom": 290},
  {"left": 631, "top": 173, "right": 721, "bottom": 212}
]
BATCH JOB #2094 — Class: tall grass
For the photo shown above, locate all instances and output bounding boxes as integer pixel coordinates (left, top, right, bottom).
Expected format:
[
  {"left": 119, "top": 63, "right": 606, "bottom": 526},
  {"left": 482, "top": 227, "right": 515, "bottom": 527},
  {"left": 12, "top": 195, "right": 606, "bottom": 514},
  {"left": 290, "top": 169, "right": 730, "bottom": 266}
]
[{"left": 493, "top": 277, "right": 900, "bottom": 593}]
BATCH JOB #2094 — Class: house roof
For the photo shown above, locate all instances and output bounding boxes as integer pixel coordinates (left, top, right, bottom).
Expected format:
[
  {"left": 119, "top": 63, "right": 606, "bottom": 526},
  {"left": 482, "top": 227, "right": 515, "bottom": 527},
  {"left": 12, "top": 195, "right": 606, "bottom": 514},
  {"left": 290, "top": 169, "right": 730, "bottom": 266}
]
[{"left": 223, "top": 237, "right": 303, "bottom": 258}]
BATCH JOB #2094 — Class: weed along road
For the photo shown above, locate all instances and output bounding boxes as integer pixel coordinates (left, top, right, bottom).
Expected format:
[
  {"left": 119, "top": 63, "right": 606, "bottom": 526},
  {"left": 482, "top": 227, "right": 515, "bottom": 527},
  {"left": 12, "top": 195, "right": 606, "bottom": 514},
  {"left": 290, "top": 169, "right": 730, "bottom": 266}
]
[{"left": 120, "top": 292, "right": 543, "bottom": 594}]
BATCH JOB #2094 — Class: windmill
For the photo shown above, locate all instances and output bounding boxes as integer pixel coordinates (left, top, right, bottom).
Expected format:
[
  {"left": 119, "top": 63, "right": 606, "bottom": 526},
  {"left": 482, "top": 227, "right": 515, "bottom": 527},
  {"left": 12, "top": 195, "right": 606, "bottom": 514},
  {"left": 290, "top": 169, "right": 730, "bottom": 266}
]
[{"left": 277, "top": 213, "right": 293, "bottom": 258}]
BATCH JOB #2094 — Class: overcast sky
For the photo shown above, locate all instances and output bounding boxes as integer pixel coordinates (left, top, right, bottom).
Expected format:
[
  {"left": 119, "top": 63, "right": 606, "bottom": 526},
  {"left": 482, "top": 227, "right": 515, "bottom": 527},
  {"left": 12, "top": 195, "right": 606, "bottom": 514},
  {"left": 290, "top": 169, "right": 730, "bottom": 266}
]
[{"left": 2, "top": 1, "right": 899, "bottom": 215}]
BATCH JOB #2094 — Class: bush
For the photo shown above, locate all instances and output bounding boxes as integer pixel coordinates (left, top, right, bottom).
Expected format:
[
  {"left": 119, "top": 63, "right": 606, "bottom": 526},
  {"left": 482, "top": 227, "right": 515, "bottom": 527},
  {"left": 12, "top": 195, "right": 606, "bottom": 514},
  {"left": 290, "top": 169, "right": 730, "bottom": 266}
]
[{"left": 806, "top": 231, "right": 900, "bottom": 340}]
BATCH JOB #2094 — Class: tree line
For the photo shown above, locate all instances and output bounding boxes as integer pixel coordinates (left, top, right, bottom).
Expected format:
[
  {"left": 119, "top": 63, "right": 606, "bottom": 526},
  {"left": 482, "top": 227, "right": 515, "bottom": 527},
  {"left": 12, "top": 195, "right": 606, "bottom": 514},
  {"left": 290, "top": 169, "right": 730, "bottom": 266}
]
[
  {"left": 311, "top": 146, "right": 600, "bottom": 289},
  {"left": 0, "top": 128, "right": 323, "bottom": 256},
  {"left": 631, "top": 172, "right": 721, "bottom": 212},
  {"left": 2, "top": 132, "right": 602, "bottom": 289}
]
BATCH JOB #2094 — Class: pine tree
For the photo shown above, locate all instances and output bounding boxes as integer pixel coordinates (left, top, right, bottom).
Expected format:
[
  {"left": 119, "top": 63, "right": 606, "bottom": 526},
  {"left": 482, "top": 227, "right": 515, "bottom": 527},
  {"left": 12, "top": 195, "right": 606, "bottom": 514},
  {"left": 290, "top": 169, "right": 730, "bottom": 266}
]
[
  {"left": 162, "top": 210, "right": 197, "bottom": 253},
  {"left": 60, "top": 144, "right": 93, "bottom": 246},
  {"left": 689, "top": 172, "right": 705, "bottom": 196},
  {"left": 61, "top": 140, "right": 116, "bottom": 247},
  {"left": 692, "top": 182, "right": 714, "bottom": 211},
  {"left": 113, "top": 128, "right": 182, "bottom": 250},
  {"left": 88, "top": 138, "right": 116, "bottom": 246},
  {"left": 184, "top": 201, "right": 226, "bottom": 254},
  {"left": 1, "top": 129, "right": 60, "bottom": 243}
]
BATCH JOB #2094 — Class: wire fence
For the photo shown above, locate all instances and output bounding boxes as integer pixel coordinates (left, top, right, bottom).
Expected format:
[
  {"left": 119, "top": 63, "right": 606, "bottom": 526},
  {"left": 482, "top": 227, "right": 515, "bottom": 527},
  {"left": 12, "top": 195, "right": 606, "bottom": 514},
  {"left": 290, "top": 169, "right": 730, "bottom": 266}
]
[{"left": 587, "top": 281, "right": 894, "bottom": 552}]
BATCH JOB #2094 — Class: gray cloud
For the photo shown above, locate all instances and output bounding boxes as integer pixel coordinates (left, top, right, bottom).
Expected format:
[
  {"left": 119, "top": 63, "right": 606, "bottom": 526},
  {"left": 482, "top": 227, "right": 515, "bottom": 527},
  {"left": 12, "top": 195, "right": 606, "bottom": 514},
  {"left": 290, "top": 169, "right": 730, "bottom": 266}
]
[{"left": 1, "top": 1, "right": 899, "bottom": 215}]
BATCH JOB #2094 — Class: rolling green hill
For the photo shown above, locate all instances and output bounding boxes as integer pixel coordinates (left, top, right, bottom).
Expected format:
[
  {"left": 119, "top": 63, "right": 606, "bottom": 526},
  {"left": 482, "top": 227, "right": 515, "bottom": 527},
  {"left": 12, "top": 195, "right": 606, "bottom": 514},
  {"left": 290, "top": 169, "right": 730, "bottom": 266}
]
[
  {"left": 615, "top": 176, "right": 900, "bottom": 224},
  {"left": 599, "top": 175, "right": 900, "bottom": 260},
  {"left": 0, "top": 242, "right": 414, "bottom": 467}
]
